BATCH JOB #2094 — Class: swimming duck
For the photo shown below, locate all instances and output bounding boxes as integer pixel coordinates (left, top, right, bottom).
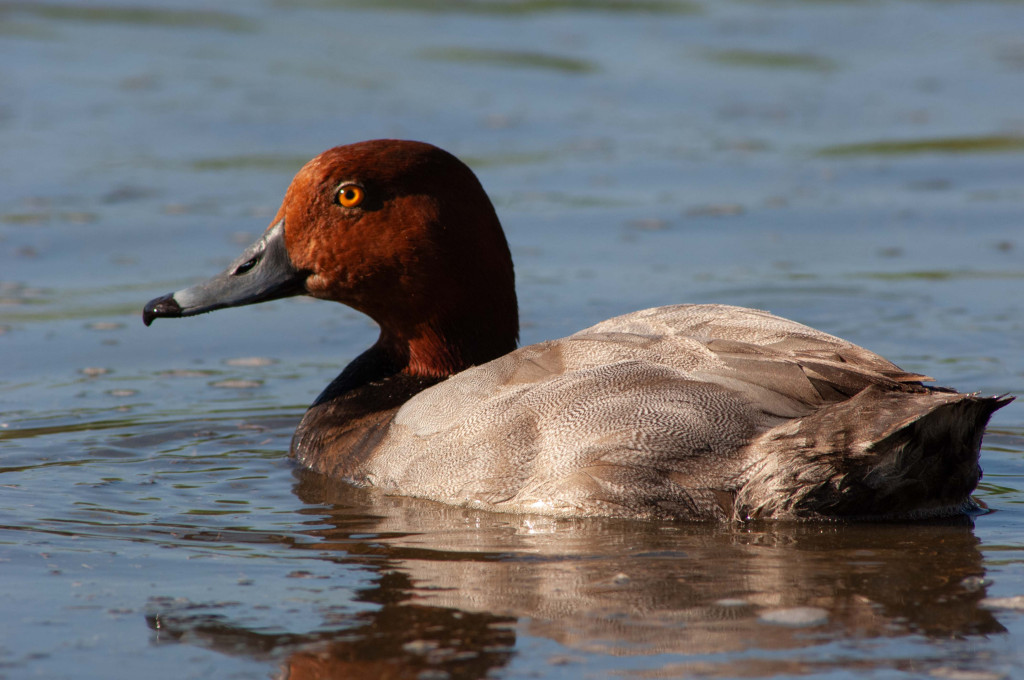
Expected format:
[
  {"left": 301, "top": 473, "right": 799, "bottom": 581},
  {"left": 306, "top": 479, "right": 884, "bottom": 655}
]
[{"left": 143, "top": 139, "right": 1010, "bottom": 521}]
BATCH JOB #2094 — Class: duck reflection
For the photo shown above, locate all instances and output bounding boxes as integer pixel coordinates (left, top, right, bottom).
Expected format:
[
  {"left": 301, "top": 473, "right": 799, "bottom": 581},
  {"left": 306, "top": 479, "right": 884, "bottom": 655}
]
[{"left": 146, "top": 468, "right": 1004, "bottom": 678}]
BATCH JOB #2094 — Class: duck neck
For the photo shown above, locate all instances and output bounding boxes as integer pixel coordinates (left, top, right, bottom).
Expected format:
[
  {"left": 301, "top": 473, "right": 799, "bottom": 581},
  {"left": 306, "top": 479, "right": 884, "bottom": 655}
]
[{"left": 377, "top": 308, "right": 518, "bottom": 380}]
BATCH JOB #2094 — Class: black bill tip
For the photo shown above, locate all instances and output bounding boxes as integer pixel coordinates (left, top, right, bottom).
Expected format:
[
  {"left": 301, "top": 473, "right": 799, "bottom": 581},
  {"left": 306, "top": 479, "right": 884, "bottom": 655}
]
[{"left": 143, "top": 294, "right": 182, "bottom": 327}]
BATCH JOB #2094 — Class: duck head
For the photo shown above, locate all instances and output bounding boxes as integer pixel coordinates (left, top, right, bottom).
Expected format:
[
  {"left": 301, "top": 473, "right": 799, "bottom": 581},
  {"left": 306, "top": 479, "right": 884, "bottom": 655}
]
[{"left": 143, "top": 139, "right": 519, "bottom": 378}]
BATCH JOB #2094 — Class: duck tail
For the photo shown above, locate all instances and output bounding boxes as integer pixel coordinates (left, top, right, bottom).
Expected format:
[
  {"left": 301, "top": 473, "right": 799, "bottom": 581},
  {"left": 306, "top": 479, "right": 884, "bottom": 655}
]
[{"left": 736, "top": 388, "right": 1013, "bottom": 520}]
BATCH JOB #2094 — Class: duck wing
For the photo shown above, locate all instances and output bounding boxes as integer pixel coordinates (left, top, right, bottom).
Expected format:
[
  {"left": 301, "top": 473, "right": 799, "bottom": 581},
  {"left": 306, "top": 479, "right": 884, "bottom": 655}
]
[{"left": 359, "top": 305, "right": 1008, "bottom": 520}]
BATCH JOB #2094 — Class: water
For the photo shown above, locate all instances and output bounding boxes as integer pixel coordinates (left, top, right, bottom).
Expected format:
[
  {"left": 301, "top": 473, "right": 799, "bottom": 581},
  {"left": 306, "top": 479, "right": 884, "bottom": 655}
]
[{"left": 2, "top": 0, "right": 1024, "bottom": 677}]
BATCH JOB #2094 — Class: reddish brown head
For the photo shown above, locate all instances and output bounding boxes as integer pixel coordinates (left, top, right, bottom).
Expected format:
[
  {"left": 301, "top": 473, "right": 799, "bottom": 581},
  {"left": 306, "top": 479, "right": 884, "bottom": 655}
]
[{"left": 144, "top": 139, "right": 519, "bottom": 379}]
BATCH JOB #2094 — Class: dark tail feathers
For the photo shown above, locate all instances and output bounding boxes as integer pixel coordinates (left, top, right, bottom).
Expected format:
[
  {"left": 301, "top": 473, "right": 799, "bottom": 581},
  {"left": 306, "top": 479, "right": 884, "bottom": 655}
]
[{"left": 737, "top": 388, "right": 1013, "bottom": 520}]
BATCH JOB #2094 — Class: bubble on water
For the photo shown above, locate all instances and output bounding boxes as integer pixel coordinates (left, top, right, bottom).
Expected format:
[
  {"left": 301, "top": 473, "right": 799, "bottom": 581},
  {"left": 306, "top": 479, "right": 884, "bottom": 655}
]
[
  {"left": 930, "top": 668, "right": 1008, "bottom": 680},
  {"left": 224, "top": 357, "right": 276, "bottom": 367},
  {"left": 980, "top": 595, "right": 1024, "bottom": 610},
  {"left": 417, "top": 670, "right": 450, "bottom": 680},
  {"left": 211, "top": 379, "right": 262, "bottom": 389},
  {"left": 402, "top": 639, "right": 438, "bottom": 655},
  {"left": 758, "top": 607, "right": 829, "bottom": 627},
  {"left": 80, "top": 367, "right": 110, "bottom": 377}
]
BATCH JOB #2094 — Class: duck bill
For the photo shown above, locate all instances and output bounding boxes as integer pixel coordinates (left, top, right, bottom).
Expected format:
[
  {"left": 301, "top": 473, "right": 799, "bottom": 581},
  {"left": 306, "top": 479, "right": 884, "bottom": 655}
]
[{"left": 143, "top": 220, "right": 306, "bottom": 326}]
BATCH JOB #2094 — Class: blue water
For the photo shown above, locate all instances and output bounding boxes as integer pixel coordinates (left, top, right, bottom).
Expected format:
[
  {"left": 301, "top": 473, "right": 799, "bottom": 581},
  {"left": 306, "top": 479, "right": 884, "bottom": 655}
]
[{"left": 2, "top": 1, "right": 1024, "bottom": 678}]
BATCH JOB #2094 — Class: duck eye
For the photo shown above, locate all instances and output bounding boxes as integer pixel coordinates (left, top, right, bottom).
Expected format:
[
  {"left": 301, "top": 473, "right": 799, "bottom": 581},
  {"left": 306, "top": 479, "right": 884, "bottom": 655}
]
[{"left": 337, "top": 184, "right": 365, "bottom": 208}]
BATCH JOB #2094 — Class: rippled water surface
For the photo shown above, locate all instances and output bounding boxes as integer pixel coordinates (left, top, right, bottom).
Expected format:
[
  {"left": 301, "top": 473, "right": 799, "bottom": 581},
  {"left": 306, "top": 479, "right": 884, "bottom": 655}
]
[{"left": 3, "top": 1, "right": 1024, "bottom": 678}]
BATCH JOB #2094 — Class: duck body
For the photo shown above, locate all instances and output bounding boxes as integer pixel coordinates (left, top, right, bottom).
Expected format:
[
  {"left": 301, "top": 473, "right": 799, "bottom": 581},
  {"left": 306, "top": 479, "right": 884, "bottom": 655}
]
[
  {"left": 294, "top": 303, "right": 1006, "bottom": 520},
  {"left": 144, "top": 139, "right": 1010, "bottom": 521}
]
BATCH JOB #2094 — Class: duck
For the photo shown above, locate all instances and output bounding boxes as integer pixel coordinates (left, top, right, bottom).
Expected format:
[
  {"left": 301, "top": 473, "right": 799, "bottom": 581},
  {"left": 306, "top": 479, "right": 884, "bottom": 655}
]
[{"left": 143, "top": 139, "right": 1011, "bottom": 521}]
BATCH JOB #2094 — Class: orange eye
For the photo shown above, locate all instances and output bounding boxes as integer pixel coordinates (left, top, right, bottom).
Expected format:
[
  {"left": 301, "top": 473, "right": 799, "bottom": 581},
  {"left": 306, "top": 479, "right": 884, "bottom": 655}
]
[{"left": 337, "top": 184, "right": 365, "bottom": 208}]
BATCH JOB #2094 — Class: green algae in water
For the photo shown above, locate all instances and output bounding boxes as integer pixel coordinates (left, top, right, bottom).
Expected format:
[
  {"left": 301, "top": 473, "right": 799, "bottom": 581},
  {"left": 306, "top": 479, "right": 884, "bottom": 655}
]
[
  {"left": 1, "top": 212, "right": 50, "bottom": 225},
  {"left": 280, "top": 0, "right": 700, "bottom": 15},
  {"left": 705, "top": 49, "right": 837, "bottom": 72},
  {"left": 0, "top": 19, "right": 57, "bottom": 39},
  {"left": 0, "top": 2, "right": 256, "bottom": 32},
  {"left": 421, "top": 47, "right": 597, "bottom": 74},
  {"left": 820, "top": 135, "right": 1024, "bottom": 156},
  {"left": 854, "top": 270, "right": 1024, "bottom": 282}
]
